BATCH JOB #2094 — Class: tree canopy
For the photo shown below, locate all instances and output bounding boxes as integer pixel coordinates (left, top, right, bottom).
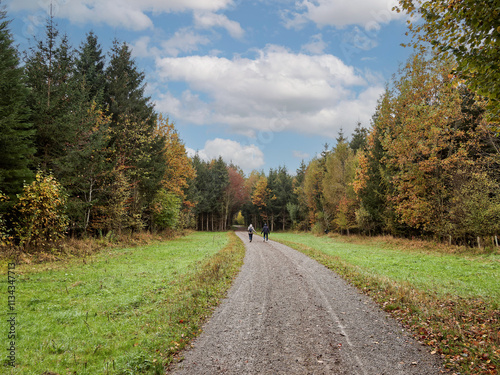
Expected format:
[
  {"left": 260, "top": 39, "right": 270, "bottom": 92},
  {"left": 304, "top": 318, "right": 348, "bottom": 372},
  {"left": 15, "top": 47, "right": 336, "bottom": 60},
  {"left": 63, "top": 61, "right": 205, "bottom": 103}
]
[{"left": 395, "top": 0, "right": 500, "bottom": 119}]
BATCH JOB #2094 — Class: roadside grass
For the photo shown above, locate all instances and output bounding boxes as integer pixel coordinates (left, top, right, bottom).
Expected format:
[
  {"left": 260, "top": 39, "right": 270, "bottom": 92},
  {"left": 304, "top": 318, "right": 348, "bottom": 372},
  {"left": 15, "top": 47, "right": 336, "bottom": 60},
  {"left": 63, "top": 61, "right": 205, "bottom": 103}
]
[
  {"left": 272, "top": 232, "right": 499, "bottom": 375},
  {"left": 1, "top": 231, "right": 245, "bottom": 375}
]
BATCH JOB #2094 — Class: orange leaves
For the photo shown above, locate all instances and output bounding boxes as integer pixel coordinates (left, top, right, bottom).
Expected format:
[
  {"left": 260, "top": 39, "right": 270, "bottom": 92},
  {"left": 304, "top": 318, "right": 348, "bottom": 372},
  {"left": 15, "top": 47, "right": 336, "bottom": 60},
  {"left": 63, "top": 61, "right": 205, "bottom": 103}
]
[
  {"left": 252, "top": 176, "right": 272, "bottom": 221},
  {"left": 156, "top": 114, "right": 195, "bottom": 201}
]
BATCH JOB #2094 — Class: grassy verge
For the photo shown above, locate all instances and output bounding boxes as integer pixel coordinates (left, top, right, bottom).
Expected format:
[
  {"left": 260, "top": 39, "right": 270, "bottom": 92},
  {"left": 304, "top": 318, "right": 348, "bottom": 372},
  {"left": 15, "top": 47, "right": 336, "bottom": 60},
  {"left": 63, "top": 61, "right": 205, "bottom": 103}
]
[
  {"left": 272, "top": 232, "right": 499, "bottom": 375},
  {"left": 1, "top": 231, "right": 245, "bottom": 374}
]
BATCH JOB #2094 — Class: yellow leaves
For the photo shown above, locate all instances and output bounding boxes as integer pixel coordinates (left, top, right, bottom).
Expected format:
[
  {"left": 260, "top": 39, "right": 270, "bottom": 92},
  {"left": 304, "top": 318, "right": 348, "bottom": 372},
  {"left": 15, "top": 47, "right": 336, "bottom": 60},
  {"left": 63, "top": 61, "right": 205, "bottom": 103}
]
[
  {"left": 157, "top": 114, "right": 196, "bottom": 201},
  {"left": 251, "top": 176, "right": 269, "bottom": 209},
  {"left": 13, "top": 171, "right": 69, "bottom": 251}
]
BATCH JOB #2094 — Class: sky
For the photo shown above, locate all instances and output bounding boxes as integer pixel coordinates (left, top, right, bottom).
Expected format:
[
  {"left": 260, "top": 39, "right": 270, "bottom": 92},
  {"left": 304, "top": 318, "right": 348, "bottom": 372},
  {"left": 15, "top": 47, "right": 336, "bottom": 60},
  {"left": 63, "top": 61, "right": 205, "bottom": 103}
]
[{"left": 5, "top": 0, "right": 414, "bottom": 175}]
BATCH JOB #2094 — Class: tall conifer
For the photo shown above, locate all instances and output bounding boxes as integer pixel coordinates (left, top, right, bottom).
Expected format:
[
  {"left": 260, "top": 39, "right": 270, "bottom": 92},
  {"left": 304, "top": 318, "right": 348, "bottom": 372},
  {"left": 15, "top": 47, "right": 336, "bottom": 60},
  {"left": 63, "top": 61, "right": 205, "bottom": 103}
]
[
  {"left": 0, "top": 5, "right": 35, "bottom": 201},
  {"left": 24, "top": 15, "right": 79, "bottom": 172}
]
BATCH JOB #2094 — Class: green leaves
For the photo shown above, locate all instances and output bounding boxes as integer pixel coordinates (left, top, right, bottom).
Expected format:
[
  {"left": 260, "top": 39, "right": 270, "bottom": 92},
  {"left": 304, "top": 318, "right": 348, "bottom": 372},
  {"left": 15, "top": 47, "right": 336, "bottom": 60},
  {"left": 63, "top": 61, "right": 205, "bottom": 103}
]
[{"left": 397, "top": 0, "right": 500, "bottom": 121}]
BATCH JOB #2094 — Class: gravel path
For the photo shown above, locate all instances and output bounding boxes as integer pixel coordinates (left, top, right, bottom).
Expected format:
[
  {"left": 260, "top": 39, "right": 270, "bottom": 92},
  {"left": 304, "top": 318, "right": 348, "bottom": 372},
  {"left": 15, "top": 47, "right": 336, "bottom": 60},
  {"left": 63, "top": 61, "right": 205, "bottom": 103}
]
[{"left": 171, "top": 232, "right": 445, "bottom": 374}]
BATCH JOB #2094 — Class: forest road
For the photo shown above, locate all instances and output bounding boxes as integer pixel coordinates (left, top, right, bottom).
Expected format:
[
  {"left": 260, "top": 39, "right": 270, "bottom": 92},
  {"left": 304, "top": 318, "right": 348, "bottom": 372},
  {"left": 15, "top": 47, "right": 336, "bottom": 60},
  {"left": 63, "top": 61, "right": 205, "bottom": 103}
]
[{"left": 170, "top": 231, "right": 445, "bottom": 375}]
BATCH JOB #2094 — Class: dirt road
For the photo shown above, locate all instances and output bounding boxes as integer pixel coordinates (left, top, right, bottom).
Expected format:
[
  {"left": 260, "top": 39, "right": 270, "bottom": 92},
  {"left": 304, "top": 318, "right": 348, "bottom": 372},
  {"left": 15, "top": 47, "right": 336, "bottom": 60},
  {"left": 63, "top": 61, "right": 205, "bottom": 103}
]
[{"left": 171, "top": 232, "right": 445, "bottom": 374}]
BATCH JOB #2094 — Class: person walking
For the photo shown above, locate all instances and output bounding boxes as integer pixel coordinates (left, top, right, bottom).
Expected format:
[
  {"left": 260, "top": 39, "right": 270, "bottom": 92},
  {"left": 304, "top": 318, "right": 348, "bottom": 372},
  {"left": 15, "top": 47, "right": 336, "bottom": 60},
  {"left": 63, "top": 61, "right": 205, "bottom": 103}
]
[
  {"left": 261, "top": 223, "right": 270, "bottom": 242},
  {"left": 248, "top": 224, "right": 255, "bottom": 242}
]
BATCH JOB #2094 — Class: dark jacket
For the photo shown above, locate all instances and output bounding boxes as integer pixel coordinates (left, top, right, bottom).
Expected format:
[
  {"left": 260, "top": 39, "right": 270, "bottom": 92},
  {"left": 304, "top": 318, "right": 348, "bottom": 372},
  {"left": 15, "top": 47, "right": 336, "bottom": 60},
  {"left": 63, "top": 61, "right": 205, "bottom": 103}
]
[{"left": 261, "top": 225, "right": 270, "bottom": 234}]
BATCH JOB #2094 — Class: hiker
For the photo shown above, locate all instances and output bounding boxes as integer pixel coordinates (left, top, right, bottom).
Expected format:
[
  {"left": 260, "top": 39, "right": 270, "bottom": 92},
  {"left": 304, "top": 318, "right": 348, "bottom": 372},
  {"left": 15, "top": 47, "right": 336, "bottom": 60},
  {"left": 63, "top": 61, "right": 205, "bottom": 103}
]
[
  {"left": 261, "top": 223, "right": 270, "bottom": 242},
  {"left": 248, "top": 224, "right": 255, "bottom": 242}
]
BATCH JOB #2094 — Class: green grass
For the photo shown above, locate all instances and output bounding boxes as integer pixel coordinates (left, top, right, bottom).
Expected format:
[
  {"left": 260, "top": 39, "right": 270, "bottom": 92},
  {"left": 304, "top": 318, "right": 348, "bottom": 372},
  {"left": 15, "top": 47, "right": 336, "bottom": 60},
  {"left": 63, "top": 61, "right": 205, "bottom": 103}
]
[
  {"left": 272, "top": 232, "right": 499, "bottom": 375},
  {"left": 272, "top": 233, "right": 500, "bottom": 302},
  {"left": 1, "top": 231, "right": 245, "bottom": 375}
]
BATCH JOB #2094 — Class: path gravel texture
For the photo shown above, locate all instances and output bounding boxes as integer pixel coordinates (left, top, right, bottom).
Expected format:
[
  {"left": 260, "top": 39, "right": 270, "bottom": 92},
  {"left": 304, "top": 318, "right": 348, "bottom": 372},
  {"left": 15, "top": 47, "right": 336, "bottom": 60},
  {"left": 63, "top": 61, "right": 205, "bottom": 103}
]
[{"left": 171, "top": 231, "right": 445, "bottom": 374}]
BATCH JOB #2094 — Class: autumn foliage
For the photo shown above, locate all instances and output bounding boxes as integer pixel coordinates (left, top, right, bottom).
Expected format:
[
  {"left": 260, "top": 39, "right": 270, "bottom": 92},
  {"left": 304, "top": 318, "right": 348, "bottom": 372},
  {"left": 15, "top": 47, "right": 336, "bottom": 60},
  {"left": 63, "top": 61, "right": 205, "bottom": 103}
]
[{"left": 14, "top": 172, "right": 69, "bottom": 250}]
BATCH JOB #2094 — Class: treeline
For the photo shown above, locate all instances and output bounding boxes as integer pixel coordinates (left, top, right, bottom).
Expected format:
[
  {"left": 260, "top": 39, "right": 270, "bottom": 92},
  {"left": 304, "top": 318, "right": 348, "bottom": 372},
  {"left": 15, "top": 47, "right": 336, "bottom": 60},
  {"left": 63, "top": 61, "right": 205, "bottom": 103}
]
[
  {"left": 2, "top": 7, "right": 499, "bottom": 250},
  {"left": 0, "top": 10, "right": 195, "bottom": 250},
  {"left": 239, "top": 55, "right": 499, "bottom": 247}
]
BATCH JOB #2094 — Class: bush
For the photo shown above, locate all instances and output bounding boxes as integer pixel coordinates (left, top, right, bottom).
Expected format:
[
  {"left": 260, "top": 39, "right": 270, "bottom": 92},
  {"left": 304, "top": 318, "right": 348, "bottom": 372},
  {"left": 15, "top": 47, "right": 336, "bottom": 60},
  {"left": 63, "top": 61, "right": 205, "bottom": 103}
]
[
  {"left": 151, "top": 189, "right": 181, "bottom": 230},
  {"left": 0, "top": 191, "right": 11, "bottom": 246},
  {"left": 14, "top": 171, "right": 69, "bottom": 251}
]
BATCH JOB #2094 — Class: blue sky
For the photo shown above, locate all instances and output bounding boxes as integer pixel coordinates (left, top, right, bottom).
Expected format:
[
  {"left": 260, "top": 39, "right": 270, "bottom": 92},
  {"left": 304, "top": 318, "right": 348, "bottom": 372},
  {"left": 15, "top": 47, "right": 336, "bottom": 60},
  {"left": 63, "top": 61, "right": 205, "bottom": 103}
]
[{"left": 5, "top": 0, "right": 413, "bottom": 175}]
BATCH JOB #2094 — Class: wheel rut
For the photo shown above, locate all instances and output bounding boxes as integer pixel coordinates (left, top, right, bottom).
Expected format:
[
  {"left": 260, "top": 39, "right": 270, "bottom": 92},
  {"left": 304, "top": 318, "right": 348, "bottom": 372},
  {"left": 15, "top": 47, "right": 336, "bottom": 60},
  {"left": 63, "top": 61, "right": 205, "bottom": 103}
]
[{"left": 170, "top": 232, "right": 445, "bottom": 374}]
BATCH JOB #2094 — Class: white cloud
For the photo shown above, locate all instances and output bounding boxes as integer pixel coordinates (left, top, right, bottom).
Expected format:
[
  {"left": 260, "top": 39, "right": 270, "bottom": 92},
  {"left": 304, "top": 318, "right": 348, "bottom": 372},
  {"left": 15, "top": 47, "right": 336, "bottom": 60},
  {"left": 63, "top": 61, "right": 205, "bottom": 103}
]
[
  {"left": 187, "top": 139, "right": 265, "bottom": 171},
  {"left": 301, "top": 33, "right": 327, "bottom": 54},
  {"left": 285, "top": 0, "right": 405, "bottom": 30},
  {"left": 155, "top": 44, "right": 381, "bottom": 138},
  {"left": 194, "top": 11, "right": 244, "bottom": 39},
  {"left": 161, "top": 28, "right": 212, "bottom": 57},
  {"left": 8, "top": 0, "right": 235, "bottom": 30}
]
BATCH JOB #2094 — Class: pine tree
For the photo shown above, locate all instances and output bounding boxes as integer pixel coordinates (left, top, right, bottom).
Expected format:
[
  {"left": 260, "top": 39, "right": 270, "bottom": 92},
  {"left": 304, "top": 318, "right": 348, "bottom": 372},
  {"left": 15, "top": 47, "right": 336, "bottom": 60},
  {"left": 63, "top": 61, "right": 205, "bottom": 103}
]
[{"left": 0, "top": 6, "right": 35, "bottom": 201}]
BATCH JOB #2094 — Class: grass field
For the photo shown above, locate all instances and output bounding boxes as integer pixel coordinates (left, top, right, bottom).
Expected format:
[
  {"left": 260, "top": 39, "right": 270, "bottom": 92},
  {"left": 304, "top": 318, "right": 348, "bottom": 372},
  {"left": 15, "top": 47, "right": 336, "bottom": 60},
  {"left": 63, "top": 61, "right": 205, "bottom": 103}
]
[
  {"left": 272, "top": 232, "right": 499, "bottom": 375},
  {"left": 1, "top": 231, "right": 245, "bottom": 375},
  {"left": 272, "top": 233, "right": 500, "bottom": 301}
]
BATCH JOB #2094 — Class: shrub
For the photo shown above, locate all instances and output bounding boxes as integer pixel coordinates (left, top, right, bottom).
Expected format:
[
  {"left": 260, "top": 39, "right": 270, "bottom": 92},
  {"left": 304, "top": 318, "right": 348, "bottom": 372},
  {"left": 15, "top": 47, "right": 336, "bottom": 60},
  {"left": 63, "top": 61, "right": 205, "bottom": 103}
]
[
  {"left": 14, "top": 171, "right": 69, "bottom": 251},
  {"left": 0, "top": 191, "right": 11, "bottom": 246},
  {"left": 151, "top": 189, "right": 181, "bottom": 230}
]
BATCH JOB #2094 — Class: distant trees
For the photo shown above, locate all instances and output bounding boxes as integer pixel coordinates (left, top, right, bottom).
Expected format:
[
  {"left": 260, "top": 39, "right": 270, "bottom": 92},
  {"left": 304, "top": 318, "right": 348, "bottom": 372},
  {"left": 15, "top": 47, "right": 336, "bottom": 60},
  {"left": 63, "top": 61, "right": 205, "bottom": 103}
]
[
  {"left": 189, "top": 156, "right": 249, "bottom": 231},
  {"left": 230, "top": 53, "right": 498, "bottom": 247}
]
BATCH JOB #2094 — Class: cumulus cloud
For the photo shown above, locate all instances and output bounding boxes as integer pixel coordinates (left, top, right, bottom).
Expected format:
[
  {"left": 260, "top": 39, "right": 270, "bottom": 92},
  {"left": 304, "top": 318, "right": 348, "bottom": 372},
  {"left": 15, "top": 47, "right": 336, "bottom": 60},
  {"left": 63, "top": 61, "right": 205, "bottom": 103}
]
[
  {"left": 187, "top": 139, "right": 265, "bottom": 171},
  {"left": 8, "top": 0, "right": 235, "bottom": 31},
  {"left": 284, "top": 0, "right": 405, "bottom": 30},
  {"left": 155, "top": 44, "right": 382, "bottom": 138}
]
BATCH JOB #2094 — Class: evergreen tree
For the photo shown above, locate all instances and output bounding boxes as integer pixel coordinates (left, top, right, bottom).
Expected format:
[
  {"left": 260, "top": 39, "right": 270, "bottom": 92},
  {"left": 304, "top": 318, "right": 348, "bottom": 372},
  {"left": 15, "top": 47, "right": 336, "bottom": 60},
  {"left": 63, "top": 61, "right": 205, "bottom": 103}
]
[
  {"left": 75, "top": 31, "right": 106, "bottom": 103},
  {"left": 292, "top": 160, "right": 308, "bottom": 229},
  {"left": 274, "top": 166, "right": 294, "bottom": 230},
  {"left": 103, "top": 39, "right": 165, "bottom": 231},
  {"left": 24, "top": 16, "right": 79, "bottom": 172},
  {"left": 349, "top": 121, "right": 368, "bottom": 152},
  {"left": 0, "top": 6, "right": 35, "bottom": 201},
  {"left": 105, "top": 39, "right": 156, "bottom": 127}
]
